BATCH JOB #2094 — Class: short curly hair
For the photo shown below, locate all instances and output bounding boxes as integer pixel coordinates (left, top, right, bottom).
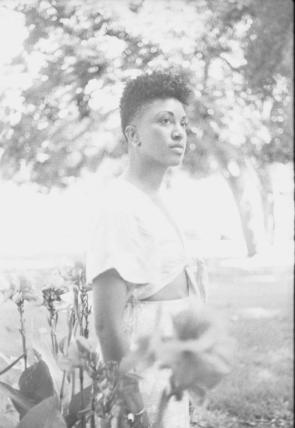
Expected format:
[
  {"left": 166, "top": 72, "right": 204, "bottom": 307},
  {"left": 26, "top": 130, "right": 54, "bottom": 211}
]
[{"left": 119, "top": 70, "right": 192, "bottom": 135}]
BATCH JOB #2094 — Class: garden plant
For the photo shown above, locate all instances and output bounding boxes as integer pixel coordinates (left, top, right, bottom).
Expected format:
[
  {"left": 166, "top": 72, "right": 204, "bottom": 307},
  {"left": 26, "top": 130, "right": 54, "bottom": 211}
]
[{"left": 0, "top": 262, "right": 233, "bottom": 428}]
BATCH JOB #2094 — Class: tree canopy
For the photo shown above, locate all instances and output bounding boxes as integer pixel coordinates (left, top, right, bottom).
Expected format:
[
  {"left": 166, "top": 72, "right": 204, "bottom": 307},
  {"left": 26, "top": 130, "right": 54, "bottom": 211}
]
[{"left": 0, "top": 0, "right": 293, "bottom": 189}]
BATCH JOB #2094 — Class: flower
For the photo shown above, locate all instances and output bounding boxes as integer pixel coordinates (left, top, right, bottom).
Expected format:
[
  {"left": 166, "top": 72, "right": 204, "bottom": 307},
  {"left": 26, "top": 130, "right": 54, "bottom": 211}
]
[
  {"left": 121, "top": 302, "right": 234, "bottom": 402},
  {"left": 41, "top": 270, "right": 72, "bottom": 311},
  {"left": 168, "top": 305, "right": 234, "bottom": 400},
  {"left": 59, "top": 261, "right": 89, "bottom": 290},
  {"left": 41, "top": 269, "right": 70, "bottom": 293},
  {"left": 0, "top": 273, "right": 42, "bottom": 305}
]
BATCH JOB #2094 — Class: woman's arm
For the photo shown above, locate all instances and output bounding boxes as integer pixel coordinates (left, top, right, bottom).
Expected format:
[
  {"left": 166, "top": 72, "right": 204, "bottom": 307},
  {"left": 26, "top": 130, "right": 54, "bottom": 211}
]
[
  {"left": 92, "top": 269, "right": 149, "bottom": 427},
  {"left": 92, "top": 268, "right": 129, "bottom": 362}
]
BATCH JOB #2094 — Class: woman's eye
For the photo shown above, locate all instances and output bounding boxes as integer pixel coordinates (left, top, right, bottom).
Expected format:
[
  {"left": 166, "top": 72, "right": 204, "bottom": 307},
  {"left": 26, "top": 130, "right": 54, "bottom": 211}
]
[
  {"left": 181, "top": 121, "right": 188, "bottom": 129},
  {"left": 160, "top": 117, "right": 171, "bottom": 125}
]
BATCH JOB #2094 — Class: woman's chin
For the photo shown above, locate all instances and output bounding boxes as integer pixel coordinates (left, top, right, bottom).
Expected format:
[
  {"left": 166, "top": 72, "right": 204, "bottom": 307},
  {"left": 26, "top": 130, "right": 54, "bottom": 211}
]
[{"left": 168, "top": 155, "right": 184, "bottom": 167}]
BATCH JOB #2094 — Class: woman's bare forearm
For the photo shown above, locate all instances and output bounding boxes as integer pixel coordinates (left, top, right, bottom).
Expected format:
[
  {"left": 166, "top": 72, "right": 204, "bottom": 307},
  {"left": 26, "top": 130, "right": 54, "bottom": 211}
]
[{"left": 95, "top": 318, "right": 129, "bottom": 362}]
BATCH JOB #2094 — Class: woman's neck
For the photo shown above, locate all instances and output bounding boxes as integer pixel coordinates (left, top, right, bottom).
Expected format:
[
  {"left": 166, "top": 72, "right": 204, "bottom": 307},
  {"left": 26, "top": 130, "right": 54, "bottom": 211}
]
[{"left": 123, "top": 160, "right": 167, "bottom": 196}]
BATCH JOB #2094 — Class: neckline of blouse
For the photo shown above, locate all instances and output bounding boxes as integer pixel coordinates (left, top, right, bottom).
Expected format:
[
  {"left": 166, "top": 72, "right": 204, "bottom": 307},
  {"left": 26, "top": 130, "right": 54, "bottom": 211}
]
[{"left": 118, "top": 176, "right": 186, "bottom": 251}]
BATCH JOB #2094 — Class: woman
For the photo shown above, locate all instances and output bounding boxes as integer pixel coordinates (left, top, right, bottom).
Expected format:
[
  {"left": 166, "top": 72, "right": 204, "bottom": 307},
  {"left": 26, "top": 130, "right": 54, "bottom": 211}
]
[{"left": 86, "top": 70, "right": 206, "bottom": 427}]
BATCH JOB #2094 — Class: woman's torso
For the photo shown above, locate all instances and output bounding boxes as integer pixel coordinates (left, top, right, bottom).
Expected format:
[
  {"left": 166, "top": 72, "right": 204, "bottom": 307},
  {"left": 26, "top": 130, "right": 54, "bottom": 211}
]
[
  {"left": 118, "top": 177, "right": 190, "bottom": 301},
  {"left": 87, "top": 176, "right": 194, "bottom": 301}
]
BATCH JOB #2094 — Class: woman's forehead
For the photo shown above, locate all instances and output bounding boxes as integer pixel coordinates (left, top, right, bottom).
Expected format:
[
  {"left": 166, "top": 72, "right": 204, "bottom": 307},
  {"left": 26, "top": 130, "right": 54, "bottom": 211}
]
[{"left": 139, "top": 98, "right": 186, "bottom": 119}]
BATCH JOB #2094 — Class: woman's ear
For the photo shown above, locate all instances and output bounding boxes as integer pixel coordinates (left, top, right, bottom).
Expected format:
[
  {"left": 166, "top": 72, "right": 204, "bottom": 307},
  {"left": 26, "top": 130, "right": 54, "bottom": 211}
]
[
  {"left": 124, "top": 125, "right": 136, "bottom": 143},
  {"left": 125, "top": 125, "right": 141, "bottom": 147}
]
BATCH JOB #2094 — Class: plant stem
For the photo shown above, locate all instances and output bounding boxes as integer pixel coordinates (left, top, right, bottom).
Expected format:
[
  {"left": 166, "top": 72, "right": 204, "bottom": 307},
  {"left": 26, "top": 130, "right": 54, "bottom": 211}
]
[
  {"left": 80, "top": 286, "right": 91, "bottom": 339},
  {"left": 49, "top": 308, "right": 58, "bottom": 356},
  {"left": 18, "top": 301, "right": 27, "bottom": 370},
  {"left": 50, "top": 327, "right": 56, "bottom": 355},
  {"left": 67, "top": 309, "right": 75, "bottom": 348},
  {"left": 79, "top": 367, "right": 86, "bottom": 428},
  {"left": 59, "top": 371, "right": 66, "bottom": 410},
  {"left": 90, "top": 381, "right": 96, "bottom": 428},
  {"left": 71, "top": 370, "right": 76, "bottom": 399},
  {"left": 154, "top": 388, "right": 172, "bottom": 428},
  {"left": 0, "top": 353, "right": 25, "bottom": 376},
  {"left": 90, "top": 408, "right": 96, "bottom": 427}
]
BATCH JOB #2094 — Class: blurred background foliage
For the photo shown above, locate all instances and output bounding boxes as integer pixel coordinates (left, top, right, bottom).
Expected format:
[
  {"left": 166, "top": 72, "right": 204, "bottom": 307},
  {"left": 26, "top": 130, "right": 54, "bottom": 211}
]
[{"left": 0, "top": 0, "right": 293, "bottom": 256}]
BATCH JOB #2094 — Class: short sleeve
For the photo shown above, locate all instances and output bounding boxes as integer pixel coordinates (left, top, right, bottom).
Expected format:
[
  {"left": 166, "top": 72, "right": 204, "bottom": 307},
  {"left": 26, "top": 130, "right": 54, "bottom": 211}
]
[{"left": 86, "top": 201, "right": 154, "bottom": 285}]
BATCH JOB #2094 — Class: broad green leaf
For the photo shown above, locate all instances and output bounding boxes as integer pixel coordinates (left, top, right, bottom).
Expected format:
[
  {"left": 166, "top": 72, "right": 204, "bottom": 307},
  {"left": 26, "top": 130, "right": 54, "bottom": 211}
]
[
  {"left": 32, "top": 338, "right": 71, "bottom": 406},
  {"left": 0, "top": 381, "right": 35, "bottom": 418},
  {"left": 17, "top": 395, "right": 67, "bottom": 428},
  {"left": 19, "top": 360, "right": 54, "bottom": 403},
  {"left": 65, "top": 385, "right": 92, "bottom": 427}
]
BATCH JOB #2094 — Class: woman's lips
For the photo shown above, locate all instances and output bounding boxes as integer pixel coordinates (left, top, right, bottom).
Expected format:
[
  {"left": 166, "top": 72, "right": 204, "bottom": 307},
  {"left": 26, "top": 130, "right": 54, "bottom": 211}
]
[{"left": 170, "top": 144, "right": 184, "bottom": 153}]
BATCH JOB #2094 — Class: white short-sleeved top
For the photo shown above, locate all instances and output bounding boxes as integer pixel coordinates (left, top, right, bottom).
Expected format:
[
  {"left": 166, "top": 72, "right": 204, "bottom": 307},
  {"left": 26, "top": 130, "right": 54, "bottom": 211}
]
[{"left": 86, "top": 177, "right": 195, "bottom": 300}]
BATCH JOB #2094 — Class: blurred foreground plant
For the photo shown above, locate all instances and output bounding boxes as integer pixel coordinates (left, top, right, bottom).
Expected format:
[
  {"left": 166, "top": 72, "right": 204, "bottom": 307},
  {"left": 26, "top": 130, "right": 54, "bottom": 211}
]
[
  {"left": 60, "top": 261, "right": 93, "bottom": 427},
  {"left": 42, "top": 278, "right": 70, "bottom": 356},
  {"left": 0, "top": 273, "right": 42, "bottom": 370},
  {"left": 121, "top": 302, "right": 234, "bottom": 428},
  {"left": 0, "top": 265, "right": 141, "bottom": 428},
  {"left": 0, "top": 266, "right": 234, "bottom": 428}
]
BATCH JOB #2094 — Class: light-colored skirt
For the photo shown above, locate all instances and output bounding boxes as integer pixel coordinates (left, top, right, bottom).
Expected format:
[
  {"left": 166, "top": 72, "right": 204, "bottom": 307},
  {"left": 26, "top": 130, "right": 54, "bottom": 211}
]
[{"left": 124, "top": 296, "right": 192, "bottom": 428}]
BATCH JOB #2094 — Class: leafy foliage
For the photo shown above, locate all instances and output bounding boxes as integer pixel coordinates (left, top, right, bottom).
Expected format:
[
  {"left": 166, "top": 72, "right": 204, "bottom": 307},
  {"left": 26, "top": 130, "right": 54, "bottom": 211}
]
[
  {"left": 16, "top": 395, "right": 67, "bottom": 428},
  {"left": 0, "top": 381, "right": 35, "bottom": 418},
  {"left": 18, "top": 361, "right": 54, "bottom": 405},
  {"left": 0, "top": 0, "right": 292, "bottom": 188},
  {"left": 0, "top": 263, "right": 232, "bottom": 427}
]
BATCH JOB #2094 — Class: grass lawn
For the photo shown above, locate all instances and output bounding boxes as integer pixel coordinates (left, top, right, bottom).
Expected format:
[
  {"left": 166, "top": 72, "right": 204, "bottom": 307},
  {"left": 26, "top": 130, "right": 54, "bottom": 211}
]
[
  {"left": 190, "top": 259, "right": 293, "bottom": 428},
  {"left": 0, "top": 258, "right": 293, "bottom": 427}
]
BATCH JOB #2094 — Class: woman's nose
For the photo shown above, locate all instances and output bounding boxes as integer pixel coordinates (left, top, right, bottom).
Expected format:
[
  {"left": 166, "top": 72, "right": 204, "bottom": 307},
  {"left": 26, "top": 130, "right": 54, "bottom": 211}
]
[{"left": 172, "top": 125, "right": 185, "bottom": 140}]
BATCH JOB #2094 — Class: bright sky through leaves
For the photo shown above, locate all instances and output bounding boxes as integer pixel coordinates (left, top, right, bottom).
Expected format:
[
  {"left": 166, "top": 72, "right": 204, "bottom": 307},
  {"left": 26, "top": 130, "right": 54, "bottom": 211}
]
[{"left": 0, "top": 8, "right": 26, "bottom": 64}]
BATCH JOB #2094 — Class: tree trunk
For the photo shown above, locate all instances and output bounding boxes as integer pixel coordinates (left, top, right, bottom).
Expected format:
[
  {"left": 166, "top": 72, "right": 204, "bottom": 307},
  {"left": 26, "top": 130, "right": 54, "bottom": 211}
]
[
  {"left": 224, "top": 170, "right": 259, "bottom": 257},
  {"left": 256, "top": 166, "right": 275, "bottom": 245},
  {"left": 212, "top": 144, "right": 266, "bottom": 256}
]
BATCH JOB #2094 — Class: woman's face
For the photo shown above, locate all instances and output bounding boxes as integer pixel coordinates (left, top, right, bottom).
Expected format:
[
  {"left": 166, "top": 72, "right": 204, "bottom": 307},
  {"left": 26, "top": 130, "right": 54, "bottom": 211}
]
[{"left": 132, "top": 98, "right": 188, "bottom": 167}]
